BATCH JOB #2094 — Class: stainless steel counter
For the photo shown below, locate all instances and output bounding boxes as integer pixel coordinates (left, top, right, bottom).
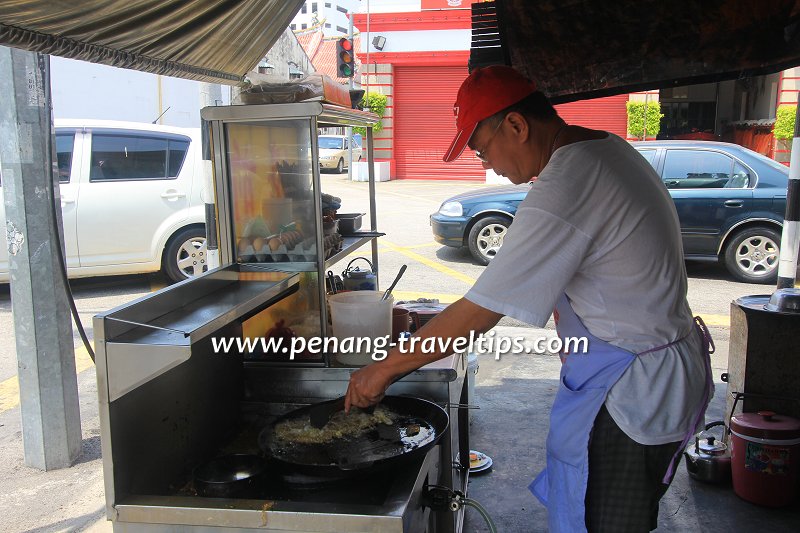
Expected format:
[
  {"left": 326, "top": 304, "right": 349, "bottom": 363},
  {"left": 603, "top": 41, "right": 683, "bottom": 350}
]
[{"left": 95, "top": 279, "right": 470, "bottom": 533}]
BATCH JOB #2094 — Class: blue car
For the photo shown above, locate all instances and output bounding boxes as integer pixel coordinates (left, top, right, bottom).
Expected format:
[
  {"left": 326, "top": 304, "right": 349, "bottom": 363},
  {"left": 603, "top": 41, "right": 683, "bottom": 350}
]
[{"left": 430, "top": 141, "right": 789, "bottom": 283}]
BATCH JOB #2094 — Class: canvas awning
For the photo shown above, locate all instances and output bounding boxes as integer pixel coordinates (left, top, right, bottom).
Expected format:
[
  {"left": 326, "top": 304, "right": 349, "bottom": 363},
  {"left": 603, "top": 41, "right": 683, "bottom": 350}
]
[
  {"left": 0, "top": 0, "right": 305, "bottom": 84},
  {"left": 473, "top": 0, "right": 800, "bottom": 103}
]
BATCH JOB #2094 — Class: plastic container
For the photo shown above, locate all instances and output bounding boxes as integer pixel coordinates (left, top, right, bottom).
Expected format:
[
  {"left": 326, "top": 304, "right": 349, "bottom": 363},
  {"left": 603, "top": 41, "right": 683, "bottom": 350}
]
[
  {"left": 328, "top": 290, "right": 393, "bottom": 366},
  {"left": 336, "top": 213, "right": 364, "bottom": 235},
  {"left": 730, "top": 410, "right": 800, "bottom": 507}
]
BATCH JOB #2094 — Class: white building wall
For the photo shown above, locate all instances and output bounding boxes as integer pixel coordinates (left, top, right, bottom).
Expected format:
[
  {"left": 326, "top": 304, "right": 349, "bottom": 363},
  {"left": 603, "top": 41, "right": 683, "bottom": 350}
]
[
  {"left": 49, "top": 28, "right": 312, "bottom": 129},
  {"left": 292, "top": 0, "right": 362, "bottom": 36},
  {"left": 360, "top": 0, "right": 419, "bottom": 13},
  {"left": 49, "top": 56, "right": 224, "bottom": 128},
  {"left": 360, "top": 29, "right": 470, "bottom": 53}
]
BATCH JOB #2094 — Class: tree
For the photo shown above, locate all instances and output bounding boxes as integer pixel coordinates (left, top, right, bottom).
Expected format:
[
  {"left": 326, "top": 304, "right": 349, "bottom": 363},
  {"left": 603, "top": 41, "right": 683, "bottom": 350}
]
[
  {"left": 773, "top": 105, "right": 797, "bottom": 140},
  {"left": 626, "top": 100, "right": 663, "bottom": 139},
  {"left": 354, "top": 92, "right": 388, "bottom": 137}
]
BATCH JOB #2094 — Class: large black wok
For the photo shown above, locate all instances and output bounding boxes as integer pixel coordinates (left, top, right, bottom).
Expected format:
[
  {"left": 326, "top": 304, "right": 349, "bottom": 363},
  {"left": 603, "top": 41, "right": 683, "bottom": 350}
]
[{"left": 258, "top": 395, "right": 449, "bottom": 478}]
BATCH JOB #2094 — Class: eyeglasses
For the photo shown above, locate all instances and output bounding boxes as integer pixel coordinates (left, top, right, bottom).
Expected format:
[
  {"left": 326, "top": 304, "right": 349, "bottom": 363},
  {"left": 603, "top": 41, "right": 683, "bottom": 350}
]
[{"left": 474, "top": 117, "right": 505, "bottom": 163}]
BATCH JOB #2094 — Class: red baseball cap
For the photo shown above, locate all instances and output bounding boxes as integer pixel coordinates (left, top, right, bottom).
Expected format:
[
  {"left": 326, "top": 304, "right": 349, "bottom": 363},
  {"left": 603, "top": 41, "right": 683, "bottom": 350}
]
[{"left": 443, "top": 66, "right": 537, "bottom": 162}]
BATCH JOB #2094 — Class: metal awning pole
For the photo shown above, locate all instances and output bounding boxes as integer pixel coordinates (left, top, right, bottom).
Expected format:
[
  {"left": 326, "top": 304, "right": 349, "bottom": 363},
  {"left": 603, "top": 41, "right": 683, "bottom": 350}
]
[
  {"left": 776, "top": 104, "right": 800, "bottom": 289},
  {"left": 347, "top": 16, "right": 355, "bottom": 182}
]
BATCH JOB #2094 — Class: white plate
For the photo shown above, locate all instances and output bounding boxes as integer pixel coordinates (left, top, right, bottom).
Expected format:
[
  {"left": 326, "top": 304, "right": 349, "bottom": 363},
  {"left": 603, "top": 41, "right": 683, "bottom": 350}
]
[
  {"left": 469, "top": 450, "right": 493, "bottom": 472},
  {"left": 471, "top": 456, "right": 493, "bottom": 473}
]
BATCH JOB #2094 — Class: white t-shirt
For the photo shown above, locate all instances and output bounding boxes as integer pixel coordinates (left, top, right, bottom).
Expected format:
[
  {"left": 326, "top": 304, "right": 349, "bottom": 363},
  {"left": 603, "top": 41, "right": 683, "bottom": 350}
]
[{"left": 465, "top": 134, "right": 709, "bottom": 445}]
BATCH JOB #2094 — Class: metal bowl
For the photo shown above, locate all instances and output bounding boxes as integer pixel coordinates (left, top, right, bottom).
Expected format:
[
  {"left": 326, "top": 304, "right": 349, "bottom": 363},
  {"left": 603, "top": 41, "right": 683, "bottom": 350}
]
[
  {"left": 764, "top": 288, "right": 800, "bottom": 313},
  {"left": 193, "top": 454, "right": 267, "bottom": 498}
]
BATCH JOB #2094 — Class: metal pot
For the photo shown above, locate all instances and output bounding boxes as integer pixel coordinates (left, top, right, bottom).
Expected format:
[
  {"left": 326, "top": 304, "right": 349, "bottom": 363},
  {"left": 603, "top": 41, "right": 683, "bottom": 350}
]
[{"left": 684, "top": 421, "right": 732, "bottom": 483}]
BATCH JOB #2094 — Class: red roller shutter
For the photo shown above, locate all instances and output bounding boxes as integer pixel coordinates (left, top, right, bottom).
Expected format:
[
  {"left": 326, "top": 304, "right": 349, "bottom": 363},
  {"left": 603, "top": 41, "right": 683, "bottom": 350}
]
[
  {"left": 555, "top": 94, "right": 629, "bottom": 138},
  {"left": 394, "top": 66, "right": 486, "bottom": 181}
]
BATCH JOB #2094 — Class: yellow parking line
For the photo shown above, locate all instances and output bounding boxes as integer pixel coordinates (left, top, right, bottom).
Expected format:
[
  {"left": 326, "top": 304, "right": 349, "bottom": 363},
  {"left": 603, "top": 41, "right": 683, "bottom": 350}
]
[
  {"left": 0, "top": 374, "right": 19, "bottom": 412},
  {"left": 0, "top": 343, "right": 95, "bottom": 414},
  {"left": 75, "top": 344, "right": 95, "bottom": 374},
  {"left": 379, "top": 239, "right": 477, "bottom": 286},
  {"left": 698, "top": 313, "right": 729, "bottom": 327}
]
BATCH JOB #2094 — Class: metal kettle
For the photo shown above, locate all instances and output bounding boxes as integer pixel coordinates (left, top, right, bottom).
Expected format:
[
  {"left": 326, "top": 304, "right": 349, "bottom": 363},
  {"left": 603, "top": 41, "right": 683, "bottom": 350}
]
[
  {"left": 684, "top": 421, "right": 732, "bottom": 483},
  {"left": 341, "top": 257, "right": 377, "bottom": 291}
]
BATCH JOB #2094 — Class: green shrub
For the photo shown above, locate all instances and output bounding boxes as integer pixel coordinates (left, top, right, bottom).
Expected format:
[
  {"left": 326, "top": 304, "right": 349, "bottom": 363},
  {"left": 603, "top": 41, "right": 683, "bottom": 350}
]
[
  {"left": 774, "top": 105, "right": 797, "bottom": 140},
  {"left": 626, "top": 100, "right": 663, "bottom": 139},
  {"left": 354, "top": 92, "right": 388, "bottom": 137}
]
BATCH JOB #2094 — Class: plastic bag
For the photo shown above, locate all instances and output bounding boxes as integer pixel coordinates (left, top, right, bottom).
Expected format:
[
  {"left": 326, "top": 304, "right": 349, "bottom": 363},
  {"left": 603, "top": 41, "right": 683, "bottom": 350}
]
[{"left": 234, "top": 73, "right": 351, "bottom": 107}]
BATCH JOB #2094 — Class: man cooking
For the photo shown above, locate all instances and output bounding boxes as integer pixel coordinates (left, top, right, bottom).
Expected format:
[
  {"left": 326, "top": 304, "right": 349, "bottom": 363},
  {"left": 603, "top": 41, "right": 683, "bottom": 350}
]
[{"left": 345, "top": 66, "right": 713, "bottom": 532}]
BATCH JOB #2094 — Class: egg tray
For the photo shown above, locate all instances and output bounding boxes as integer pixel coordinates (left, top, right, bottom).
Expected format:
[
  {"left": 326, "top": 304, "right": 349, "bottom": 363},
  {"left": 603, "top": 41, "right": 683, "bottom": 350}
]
[
  {"left": 238, "top": 241, "right": 317, "bottom": 263},
  {"left": 237, "top": 230, "right": 344, "bottom": 263}
]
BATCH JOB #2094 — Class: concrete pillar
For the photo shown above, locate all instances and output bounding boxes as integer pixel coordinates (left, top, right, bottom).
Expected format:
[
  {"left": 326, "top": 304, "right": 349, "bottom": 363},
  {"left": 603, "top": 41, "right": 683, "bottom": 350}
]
[
  {"left": 0, "top": 47, "right": 81, "bottom": 470},
  {"left": 726, "top": 297, "right": 800, "bottom": 421}
]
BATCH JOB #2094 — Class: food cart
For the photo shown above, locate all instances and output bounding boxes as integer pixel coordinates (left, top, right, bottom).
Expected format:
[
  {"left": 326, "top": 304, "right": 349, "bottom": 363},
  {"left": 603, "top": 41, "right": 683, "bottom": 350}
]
[{"left": 93, "top": 101, "right": 471, "bottom": 532}]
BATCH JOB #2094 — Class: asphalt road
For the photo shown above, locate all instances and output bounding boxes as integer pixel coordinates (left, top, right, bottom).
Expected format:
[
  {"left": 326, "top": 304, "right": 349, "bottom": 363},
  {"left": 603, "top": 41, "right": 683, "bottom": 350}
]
[{"left": 0, "top": 173, "right": 776, "bottom": 532}]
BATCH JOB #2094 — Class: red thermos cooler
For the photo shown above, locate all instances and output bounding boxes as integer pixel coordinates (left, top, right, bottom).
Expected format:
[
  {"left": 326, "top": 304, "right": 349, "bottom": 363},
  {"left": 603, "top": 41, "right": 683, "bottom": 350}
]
[{"left": 730, "top": 410, "right": 800, "bottom": 507}]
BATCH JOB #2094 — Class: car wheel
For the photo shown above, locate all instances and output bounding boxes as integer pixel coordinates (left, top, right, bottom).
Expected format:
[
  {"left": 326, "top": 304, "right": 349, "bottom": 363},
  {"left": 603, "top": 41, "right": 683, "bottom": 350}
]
[
  {"left": 468, "top": 215, "right": 511, "bottom": 266},
  {"left": 336, "top": 158, "right": 344, "bottom": 173},
  {"left": 163, "top": 227, "right": 208, "bottom": 283},
  {"left": 723, "top": 226, "right": 780, "bottom": 284}
]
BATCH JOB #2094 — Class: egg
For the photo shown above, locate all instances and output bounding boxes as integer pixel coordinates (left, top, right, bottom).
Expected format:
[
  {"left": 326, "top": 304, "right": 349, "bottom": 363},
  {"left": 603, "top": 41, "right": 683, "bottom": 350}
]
[
  {"left": 268, "top": 237, "right": 281, "bottom": 251},
  {"left": 237, "top": 237, "right": 251, "bottom": 253},
  {"left": 252, "top": 237, "right": 265, "bottom": 251}
]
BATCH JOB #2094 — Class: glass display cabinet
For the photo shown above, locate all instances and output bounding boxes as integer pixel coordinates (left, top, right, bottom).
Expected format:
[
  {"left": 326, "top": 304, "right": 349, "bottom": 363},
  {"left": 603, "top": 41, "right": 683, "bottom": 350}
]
[{"left": 201, "top": 101, "right": 381, "bottom": 365}]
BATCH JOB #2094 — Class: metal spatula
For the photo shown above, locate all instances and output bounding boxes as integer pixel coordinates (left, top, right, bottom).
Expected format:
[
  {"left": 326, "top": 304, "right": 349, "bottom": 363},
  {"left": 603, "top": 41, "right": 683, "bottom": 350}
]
[{"left": 309, "top": 397, "right": 347, "bottom": 429}]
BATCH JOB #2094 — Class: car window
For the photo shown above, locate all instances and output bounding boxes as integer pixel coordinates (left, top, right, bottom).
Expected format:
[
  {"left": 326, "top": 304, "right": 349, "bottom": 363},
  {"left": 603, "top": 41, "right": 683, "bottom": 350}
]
[
  {"left": 725, "top": 162, "right": 752, "bottom": 188},
  {"left": 56, "top": 133, "right": 74, "bottom": 183},
  {"left": 90, "top": 134, "right": 188, "bottom": 181},
  {"left": 636, "top": 149, "right": 657, "bottom": 167},
  {"left": 319, "top": 137, "right": 343, "bottom": 149},
  {"left": 662, "top": 149, "right": 734, "bottom": 189},
  {"left": 168, "top": 139, "right": 190, "bottom": 176}
]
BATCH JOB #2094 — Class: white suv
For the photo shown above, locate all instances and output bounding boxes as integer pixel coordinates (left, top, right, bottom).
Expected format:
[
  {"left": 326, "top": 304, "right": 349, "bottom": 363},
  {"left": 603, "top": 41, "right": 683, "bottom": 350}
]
[{"left": 0, "top": 119, "right": 208, "bottom": 283}]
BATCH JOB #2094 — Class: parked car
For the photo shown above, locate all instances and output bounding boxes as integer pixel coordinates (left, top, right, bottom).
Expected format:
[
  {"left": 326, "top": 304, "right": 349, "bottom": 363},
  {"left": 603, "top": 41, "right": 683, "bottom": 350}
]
[
  {"left": 0, "top": 119, "right": 208, "bottom": 284},
  {"left": 431, "top": 140, "right": 789, "bottom": 283},
  {"left": 318, "top": 134, "right": 362, "bottom": 173}
]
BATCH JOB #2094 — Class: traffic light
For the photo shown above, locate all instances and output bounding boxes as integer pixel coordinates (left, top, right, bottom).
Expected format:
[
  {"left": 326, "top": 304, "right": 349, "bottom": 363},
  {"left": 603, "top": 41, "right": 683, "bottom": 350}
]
[{"left": 336, "top": 38, "right": 355, "bottom": 78}]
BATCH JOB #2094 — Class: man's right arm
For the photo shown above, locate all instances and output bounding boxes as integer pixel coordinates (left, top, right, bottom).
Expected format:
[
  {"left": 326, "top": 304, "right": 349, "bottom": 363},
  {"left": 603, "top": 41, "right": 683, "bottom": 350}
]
[{"left": 344, "top": 297, "right": 502, "bottom": 410}]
